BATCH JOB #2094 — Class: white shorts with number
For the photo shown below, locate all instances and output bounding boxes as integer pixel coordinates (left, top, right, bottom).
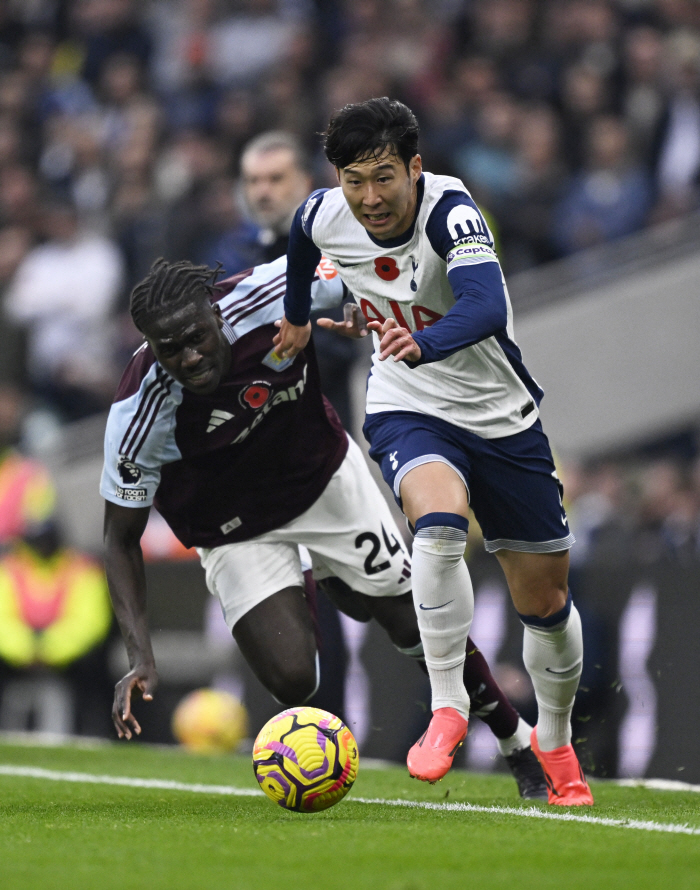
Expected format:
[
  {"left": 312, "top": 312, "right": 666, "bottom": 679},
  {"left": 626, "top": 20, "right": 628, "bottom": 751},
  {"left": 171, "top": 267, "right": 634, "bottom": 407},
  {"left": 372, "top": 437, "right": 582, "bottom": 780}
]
[{"left": 197, "top": 437, "right": 412, "bottom": 631}]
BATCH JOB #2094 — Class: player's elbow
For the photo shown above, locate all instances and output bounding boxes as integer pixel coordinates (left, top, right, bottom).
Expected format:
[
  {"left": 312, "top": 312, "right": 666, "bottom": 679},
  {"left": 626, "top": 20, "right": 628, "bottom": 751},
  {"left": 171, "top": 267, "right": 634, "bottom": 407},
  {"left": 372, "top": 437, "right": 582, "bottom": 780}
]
[{"left": 487, "top": 300, "right": 507, "bottom": 333}]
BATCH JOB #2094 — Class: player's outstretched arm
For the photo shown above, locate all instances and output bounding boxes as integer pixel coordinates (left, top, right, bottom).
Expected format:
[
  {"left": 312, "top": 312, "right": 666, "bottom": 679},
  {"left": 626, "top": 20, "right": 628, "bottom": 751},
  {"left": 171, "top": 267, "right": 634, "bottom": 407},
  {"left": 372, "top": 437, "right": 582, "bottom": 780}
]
[
  {"left": 368, "top": 317, "right": 422, "bottom": 363},
  {"left": 103, "top": 500, "right": 158, "bottom": 740},
  {"left": 316, "top": 303, "right": 369, "bottom": 339}
]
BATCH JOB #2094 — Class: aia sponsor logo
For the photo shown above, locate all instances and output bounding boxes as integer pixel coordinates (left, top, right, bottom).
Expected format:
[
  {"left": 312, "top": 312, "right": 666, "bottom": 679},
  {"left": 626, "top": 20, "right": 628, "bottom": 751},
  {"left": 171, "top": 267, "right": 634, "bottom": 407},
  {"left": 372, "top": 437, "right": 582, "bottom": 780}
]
[
  {"left": 239, "top": 382, "right": 271, "bottom": 410},
  {"left": 359, "top": 297, "right": 443, "bottom": 331}
]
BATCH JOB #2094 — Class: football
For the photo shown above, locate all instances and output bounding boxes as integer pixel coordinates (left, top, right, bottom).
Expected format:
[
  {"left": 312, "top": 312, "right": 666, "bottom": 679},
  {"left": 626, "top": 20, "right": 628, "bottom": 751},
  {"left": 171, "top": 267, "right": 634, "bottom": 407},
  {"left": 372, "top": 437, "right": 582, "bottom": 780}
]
[
  {"left": 171, "top": 688, "right": 248, "bottom": 753},
  {"left": 252, "top": 706, "right": 359, "bottom": 812}
]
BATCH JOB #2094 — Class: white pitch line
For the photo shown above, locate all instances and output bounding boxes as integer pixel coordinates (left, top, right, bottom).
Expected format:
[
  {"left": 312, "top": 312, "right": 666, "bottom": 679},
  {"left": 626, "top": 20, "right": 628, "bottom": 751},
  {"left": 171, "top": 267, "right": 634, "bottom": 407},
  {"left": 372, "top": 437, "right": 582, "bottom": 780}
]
[
  {"left": 0, "top": 765, "right": 262, "bottom": 797},
  {"left": 617, "top": 778, "right": 700, "bottom": 794},
  {"left": 349, "top": 796, "right": 700, "bottom": 835},
  {"left": 1, "top": 764, "right": 699, "bottom": 837}
]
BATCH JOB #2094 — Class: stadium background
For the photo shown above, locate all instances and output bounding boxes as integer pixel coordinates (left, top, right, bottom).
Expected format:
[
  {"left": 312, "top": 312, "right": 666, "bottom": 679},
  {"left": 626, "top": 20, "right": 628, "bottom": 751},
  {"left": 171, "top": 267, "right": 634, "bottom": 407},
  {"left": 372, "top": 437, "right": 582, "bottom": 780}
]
[{"left": 0, "top": 0, "right": 698, "bottom": 782}]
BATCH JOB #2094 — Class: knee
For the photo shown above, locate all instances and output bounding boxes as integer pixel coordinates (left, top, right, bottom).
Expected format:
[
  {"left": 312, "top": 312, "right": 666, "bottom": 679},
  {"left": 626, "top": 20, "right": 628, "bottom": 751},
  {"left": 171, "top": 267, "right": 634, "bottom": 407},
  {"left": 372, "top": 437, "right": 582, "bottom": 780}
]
[
  {"left": 365, "top": 592, "right": 420, "bottom": 650},
  {"left": 519, "top": 590, "right": 573, "bottom": 629},
  {"left": 531, "top": 584, "right": 568, "bottom": 618},
  {"left": 267, "top": 657, "right": 319, "bottom": 706}
]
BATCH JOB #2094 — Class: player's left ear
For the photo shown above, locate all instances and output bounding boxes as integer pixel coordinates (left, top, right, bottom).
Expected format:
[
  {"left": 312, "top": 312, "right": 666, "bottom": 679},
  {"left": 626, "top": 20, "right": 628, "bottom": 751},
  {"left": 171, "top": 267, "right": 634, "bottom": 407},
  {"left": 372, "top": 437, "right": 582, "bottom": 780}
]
[
  {"left": 409, "top": 154, "right": 422, "bottom": 184},
  {"left": 213, "top": 302, "right": 224, "bottom": 328}
]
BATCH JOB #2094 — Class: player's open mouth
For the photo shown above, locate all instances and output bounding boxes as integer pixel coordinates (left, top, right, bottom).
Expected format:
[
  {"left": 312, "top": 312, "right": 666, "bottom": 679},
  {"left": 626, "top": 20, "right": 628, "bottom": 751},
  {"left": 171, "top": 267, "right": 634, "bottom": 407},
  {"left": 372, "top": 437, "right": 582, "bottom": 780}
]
[{"left": 364, "top": 212, "right": 391, "bottom": 225}]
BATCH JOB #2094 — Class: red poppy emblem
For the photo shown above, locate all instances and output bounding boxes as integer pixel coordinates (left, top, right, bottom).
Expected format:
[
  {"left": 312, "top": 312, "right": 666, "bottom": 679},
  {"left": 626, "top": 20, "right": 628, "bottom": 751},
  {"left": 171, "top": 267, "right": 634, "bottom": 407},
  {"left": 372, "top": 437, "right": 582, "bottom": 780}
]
[
  {"left": 374, "top": 257, "right": 400, "bottom": 281},
  {"left": 241, "top": 384, "right": 270, "bottom": 409}
]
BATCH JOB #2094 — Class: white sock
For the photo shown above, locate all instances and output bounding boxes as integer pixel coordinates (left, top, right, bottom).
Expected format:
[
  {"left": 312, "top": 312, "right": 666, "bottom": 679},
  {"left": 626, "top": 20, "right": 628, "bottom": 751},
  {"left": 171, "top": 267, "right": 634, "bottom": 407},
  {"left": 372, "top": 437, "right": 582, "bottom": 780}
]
[
  {"left": 411, "top": 522, "right": 473, "bottom": 720},
  {"left": 522, "top": 603, "right": 583, "bottom": 751},
  {"left": 497, "top": 717, "right": 533, "bottom": 758}
]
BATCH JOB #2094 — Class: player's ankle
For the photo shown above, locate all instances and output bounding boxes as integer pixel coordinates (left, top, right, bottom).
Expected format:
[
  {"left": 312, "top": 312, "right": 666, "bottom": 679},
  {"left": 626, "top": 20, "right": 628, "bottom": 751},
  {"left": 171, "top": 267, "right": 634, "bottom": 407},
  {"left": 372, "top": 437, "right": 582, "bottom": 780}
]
[
  {"left": 535, "top": 709, "right": 571, "bottom": 751},
  {"left": 497, "top": 717, "right": 533, "bottom": 757}
]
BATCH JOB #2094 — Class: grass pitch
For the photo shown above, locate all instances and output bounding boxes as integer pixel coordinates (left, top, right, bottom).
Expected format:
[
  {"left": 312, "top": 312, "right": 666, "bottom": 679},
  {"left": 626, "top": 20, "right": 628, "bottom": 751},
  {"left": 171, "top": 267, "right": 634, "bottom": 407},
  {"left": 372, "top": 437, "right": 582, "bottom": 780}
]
[{"left": 1, "top": 737, "right": 698, "bottom": 890}]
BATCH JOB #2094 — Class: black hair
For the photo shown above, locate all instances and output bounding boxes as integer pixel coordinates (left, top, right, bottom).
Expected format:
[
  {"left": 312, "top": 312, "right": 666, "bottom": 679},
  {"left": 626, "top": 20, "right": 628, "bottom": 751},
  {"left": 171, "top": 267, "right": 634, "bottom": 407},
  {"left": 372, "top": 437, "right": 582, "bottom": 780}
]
[
  {"left": 130, "top": 258, "right": 221, "bottom": 333},
  {"left": 323, "top": 97, "right": 419, "bottom": 171}
]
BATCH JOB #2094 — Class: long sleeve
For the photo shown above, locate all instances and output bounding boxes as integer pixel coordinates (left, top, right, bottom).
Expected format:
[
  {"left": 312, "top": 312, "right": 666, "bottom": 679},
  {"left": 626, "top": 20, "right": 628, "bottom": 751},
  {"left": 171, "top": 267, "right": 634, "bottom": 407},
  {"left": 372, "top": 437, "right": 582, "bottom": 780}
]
[
  {"left": 283, "top": 191, "right": 326, "bottom": 326},
  {"left": 411, "top": 263, "right": 507, "bottom": 364},
  {"left": 284, "top": 189, "right": 327, "bottom": 327},
  {"left": 410, "top": 191, "right": 507, "bottom": 366}
]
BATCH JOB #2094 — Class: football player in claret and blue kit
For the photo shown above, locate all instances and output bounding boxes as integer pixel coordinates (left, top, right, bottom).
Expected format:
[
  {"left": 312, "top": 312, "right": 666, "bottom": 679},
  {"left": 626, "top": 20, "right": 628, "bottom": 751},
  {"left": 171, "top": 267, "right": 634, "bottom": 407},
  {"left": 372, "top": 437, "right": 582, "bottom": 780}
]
[
  {"left": 274, "top": 97, "right": 593, "bottom": 806},
  {"left": 100, "top": 254, "right": 547, "bottom": 801}
]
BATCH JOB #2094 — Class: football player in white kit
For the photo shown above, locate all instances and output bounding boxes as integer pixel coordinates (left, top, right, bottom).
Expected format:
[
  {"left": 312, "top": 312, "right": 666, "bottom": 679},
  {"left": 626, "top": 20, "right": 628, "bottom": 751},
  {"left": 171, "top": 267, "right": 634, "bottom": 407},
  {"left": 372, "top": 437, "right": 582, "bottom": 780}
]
[{"left": 275, "top": 98, "right": 593, "bottom": 805}]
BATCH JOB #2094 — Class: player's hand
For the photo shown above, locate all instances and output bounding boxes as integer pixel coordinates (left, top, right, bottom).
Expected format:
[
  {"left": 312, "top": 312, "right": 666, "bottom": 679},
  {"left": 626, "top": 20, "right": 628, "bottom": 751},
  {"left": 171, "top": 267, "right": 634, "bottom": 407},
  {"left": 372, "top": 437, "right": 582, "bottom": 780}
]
[
  {"left": 273, "top": 316, "right": 312, "bottom": 359},
  {"left": 112, "top": 662, "right": 158, "bottom": 740},
  {"left": 316, "top": 303, "right": 369, "bottom": 339},
  {"left": 368, "top": 317, "right": 422, "bottom": 363}
]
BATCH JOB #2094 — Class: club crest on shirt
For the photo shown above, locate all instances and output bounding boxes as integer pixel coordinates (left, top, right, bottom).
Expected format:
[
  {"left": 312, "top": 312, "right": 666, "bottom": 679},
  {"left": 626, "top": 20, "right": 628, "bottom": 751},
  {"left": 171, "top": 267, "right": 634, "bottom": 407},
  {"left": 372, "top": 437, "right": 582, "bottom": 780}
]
[
  {"left": 117, "top": 456, "right": 142, "bottom": 484},
  {"left": 239, "top": 382, "right": 272, "bottom": 410},
  {"left": 262, "top": 347, "right": 295, "bottom": 372}
]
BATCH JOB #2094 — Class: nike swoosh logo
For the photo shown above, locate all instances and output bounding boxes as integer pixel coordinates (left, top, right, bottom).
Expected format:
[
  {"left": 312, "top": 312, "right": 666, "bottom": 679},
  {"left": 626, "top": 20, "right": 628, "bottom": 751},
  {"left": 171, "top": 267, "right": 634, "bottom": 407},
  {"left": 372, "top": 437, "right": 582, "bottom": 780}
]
[
  {"left": 545, "top": 666, "right": 581, "bottom": 675},
  {"left": 337, "top": 260, "right": 364, "bottom": 267},
  {"left": 419, "top": 600, "right": 454, "bottom": 611}
]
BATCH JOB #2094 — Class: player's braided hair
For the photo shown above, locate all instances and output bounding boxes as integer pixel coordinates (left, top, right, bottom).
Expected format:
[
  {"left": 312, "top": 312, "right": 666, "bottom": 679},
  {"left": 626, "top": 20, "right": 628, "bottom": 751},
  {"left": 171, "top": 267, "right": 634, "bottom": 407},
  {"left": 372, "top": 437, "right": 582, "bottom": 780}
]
[
  {"left": 323, "top": 97, "right": 419, "bottom": 171},
  {"left": 129, "top": 258, "right": 221, "bottom": 333}
]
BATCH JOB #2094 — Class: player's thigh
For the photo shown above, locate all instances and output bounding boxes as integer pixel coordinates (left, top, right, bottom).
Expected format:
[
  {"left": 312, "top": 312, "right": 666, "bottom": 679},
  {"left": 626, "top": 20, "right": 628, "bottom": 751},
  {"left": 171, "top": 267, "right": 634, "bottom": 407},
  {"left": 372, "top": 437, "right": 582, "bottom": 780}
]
[
  {"left": 233, "top": 586, "right": 318, "bottom": 702},
  {"left": 288, "top": 437, "right": 412, "bottom": 598},
  {"left": 197, "top": 538, "right": 305, "bottom": 632},
  {"left": 363, "top": 411, "right": 471, "bottom": 524}
]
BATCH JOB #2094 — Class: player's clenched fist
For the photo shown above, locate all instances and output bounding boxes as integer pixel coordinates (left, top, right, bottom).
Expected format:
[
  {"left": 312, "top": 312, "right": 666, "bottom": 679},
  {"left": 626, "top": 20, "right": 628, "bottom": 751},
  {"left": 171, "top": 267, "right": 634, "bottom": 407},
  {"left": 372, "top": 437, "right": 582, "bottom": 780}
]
[{"left": 368, "top": 317, "right": 422, "bottom": 363}]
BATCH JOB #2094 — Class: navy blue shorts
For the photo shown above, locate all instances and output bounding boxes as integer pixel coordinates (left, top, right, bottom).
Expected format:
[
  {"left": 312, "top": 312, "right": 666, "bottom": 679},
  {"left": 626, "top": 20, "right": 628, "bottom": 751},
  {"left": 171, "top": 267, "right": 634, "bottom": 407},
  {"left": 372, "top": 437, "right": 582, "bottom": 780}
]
[{"left": 363, "top": 411, "right": 575, "bottom": 554}]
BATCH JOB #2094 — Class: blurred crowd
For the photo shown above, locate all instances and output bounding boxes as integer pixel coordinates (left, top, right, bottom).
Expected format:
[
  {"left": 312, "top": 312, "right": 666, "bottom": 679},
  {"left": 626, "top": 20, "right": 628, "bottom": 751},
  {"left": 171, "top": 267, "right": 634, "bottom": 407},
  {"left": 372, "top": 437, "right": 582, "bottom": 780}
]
[
  {"left": 0, "top": 1, "right": 698, "bottom": 426},
  {"left": 564, "top": 451, "right": 700, "bottom": 565},
  {"left": 0, "top": 0, "right": 696, "bottom": 537}
]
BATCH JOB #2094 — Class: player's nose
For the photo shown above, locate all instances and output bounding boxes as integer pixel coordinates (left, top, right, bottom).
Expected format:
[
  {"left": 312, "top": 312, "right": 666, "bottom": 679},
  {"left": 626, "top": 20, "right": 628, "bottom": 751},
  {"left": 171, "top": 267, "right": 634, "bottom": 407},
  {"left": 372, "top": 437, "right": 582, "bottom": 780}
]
[
  {"left": 362, "top": 184, "right": 382, "bottom": 206},
  {"left": 181, "top": 347, "right": 201, "bottom": 367}
]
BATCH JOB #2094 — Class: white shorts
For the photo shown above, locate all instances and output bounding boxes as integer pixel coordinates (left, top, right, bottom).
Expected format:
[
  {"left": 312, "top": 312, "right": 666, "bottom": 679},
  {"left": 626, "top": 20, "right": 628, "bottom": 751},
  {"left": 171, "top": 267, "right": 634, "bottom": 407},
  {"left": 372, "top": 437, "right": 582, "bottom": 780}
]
[{"left": 197, "top": 437, "right": 412, "bottom": 631}]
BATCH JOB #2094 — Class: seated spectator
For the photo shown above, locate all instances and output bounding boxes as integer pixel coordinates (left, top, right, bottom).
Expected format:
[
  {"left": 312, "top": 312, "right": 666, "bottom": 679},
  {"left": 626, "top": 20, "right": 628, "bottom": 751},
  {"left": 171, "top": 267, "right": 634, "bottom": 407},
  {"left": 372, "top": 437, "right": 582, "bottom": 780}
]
[
  {"left": 619, "top": 25, "right": 665, "bottom": 166},
  {"left": 72, "top": 0, "right": 153, "bottom": 87},
  {"left": 552, "top": 114, "right": 652, "bottom": 256},
  {"left": 500, "top": 104, "right": 567, "bottom": 271},
  {"left": 5, "top": 193, "right": 124, "bottom": 420},
  {"left": 194, "top": 174, "right": 260, "bottom": 275},
  {"left": 453, "top": 90, "right": 520, "bottom": 210},
  {"left": 558, "top": 62, "right": 611, "bottom": 173},
  {"left": 652, "top": 30, "right": 700, "bottom": 221}
]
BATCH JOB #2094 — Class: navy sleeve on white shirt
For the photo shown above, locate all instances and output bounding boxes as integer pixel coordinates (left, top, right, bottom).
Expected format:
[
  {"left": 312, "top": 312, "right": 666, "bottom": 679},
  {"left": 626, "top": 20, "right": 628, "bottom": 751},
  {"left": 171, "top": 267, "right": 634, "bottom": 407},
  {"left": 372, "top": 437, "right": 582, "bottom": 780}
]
[
  {"left": 283, "top": 190, "right": 326, "bottom": 326},
  {"left": 410, "top": 191, "right": 507, "bottom": 365}
]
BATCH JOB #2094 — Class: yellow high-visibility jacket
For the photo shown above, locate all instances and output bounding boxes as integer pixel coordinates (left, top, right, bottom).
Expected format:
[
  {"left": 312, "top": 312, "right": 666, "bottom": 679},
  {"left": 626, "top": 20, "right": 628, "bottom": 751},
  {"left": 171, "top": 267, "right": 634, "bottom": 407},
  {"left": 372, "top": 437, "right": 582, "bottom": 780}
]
[{"left": 0, "top": 544, "right": 112, "bottom": 668}]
